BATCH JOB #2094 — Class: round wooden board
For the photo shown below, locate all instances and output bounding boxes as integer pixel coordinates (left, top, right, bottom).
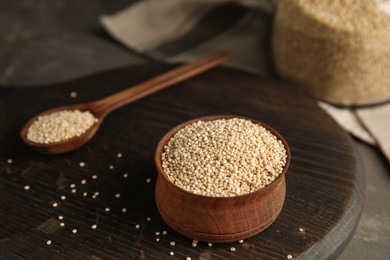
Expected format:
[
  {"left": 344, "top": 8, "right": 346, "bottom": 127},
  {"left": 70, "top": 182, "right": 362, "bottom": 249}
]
[{"left": 0, "top": 65, "right": 364, "bottom": 259}]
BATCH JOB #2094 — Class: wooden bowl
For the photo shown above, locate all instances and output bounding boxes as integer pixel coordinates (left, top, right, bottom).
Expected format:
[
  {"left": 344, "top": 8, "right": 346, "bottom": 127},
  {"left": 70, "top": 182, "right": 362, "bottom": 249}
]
[{"left": 154, "top": 115, "right": 291, "bottom": 243}]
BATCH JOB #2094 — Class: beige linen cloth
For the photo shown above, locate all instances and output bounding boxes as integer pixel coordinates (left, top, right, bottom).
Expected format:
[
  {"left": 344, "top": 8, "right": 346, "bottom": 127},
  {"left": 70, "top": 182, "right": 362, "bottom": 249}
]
[{"left": 101, "top": 0, "right": 390, "bottom": 162}]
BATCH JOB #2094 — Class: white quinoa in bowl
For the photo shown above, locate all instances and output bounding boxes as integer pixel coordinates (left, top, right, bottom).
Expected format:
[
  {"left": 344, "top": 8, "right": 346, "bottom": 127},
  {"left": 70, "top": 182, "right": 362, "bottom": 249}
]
[{"left": 161, "top": 118, "right": 287, "bottom": 197}]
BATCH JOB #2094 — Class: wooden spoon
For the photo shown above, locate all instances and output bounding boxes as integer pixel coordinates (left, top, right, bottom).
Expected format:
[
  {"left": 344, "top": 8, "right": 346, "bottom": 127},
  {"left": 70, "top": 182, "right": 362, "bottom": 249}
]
[{"left": 20, "top": 51, "right": 231, "bottom": 154}]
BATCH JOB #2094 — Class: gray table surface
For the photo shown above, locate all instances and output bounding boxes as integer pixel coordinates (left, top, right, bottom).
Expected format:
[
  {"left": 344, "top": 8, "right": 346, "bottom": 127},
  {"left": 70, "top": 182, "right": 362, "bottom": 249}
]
[{"left": 1, "top": 0, "right": 389, "bottom": 259}]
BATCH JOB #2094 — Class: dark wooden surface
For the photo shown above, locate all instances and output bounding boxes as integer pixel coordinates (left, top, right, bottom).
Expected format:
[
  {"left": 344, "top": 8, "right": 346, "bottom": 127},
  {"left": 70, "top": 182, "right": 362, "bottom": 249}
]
[{"left": 0, "top": 65, "right": 364, "bottom": 259}]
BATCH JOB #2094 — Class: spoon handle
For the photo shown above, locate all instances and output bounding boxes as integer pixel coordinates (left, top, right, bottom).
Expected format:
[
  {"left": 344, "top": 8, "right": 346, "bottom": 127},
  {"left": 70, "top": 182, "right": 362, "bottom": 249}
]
[{"left": 91, "top": 51, "right": 231, "bottom": 116}]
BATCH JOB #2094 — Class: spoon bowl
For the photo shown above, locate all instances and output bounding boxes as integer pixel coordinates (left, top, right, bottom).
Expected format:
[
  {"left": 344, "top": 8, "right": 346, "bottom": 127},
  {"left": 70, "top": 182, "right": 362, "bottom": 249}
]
[
  {"left": 20, "top": 102, "right": 103, "bottom": 154},
  {"left": 20, "top": 52, "right": 231, "bottom": 154}
]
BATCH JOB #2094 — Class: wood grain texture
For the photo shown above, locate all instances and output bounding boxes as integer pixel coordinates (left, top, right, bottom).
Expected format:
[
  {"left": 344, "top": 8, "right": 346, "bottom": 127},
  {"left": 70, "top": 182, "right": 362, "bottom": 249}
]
[
  {"left": 0, "top": 65, "right": 364, "bottom": 259},
  {"left": 155, "top": 115, "right": 291, "bottom": 243}
]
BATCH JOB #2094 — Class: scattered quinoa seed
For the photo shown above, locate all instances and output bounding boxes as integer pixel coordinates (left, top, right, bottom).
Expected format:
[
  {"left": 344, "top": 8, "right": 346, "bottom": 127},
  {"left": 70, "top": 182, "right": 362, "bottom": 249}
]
[
  {"left": 186, "top": 257, "right": 191, "bottom": 260},
  {"left": 7, "top": 159, "right": 13, "bottom": 164},
  {"left": 170, "top": 241, "right": 175, "bottom": 246},
  {"left": 155, "top": 232, "right": 160, "bottom": 236},
  {"left": 299, "top": 228, "right": 304, "bottom": 232},
  {"left": 81, "top": 179, "right": 87, "bottom": 184},
  {"left": 162, "top": 230, "right": 167, "bottom": 235},
  {"left": 24, "top": 185, "right": 30, "bottom": 191},
  {"left": 92, "top": 192, "right": 100, "bottom": 199},
  {"left": 115, "top": 193, "right": 121, "bottom": 198},
  {"left": 79, "top": 162, "right": 85, "bottom": 167},
  {"left": 161, "top": 118, "right": 287, "bottom": 197},
  {"left": 58, "top": 215, "right": 64, "bottom": 220},
  {"left": 105, "top": 207, "right": 110, "bottom": 212},
  {"left": 117, "top": 153, "right": 122, "bottom": 158},
  {"left": 92, "top": 175, "right": 98, "bottom": 179},
  {"left": 147, "top": 217, "right": 151, "bottom": 221},
  {"left": 70, "top": 91, "right": 77, "bottom": 98},
  {"left": 169, "top": 252, "right": 174, "bottom": 256},
  {"left": 91, "top": 224, "right": 97, "bottom": 229},
  {"left": 192, "top": 240, "right": 198, "bottom": 247},
  {"left": 72, "top": 229, "right": 77, "bottom": 234},
  {"left": 46, "top": 240, "right": 52, "bottom": 245},
  {"left": 109, "top": 165, "right": 114, "bottom": 170},
  {"left": 52, "top": 202, "right": 58, "bottom": 207},
  {"left": 208, "top": 242, "right": 213, "bottom": 247},
  {"left": 70, "top": 184, "right": 76, "bottom": 188},
  {"left": 60, "top": 195, "right": 66, "bottom": 200},
  {"left": 146, "top": 178, "right": 152, "bottom": 183},
  {"left": 230, "top": 247, "right": 236, "bottom": 252},
  {"left": 60, "top": 222, "right": 65, "bottom": 227},
  {"left": 71, "top": 189, "right": 77, "bottom": 194},
  {"left": 156, "top": 238, "right": 160, "bottom": 242},
  {"left": 135, "top": 224, "right": 140, "bottom": 229},
  {"left": 122, "top": 208, "right": 127, "bottom": 213},
  {"left": 123, "top": 173, "right": 129, "bottom": 178},
  {"left": 287, "top": 255, "right": 293, "bottom": 259},
  {"left": 83, "top": 192, "right": 88, "bottom": 197},
  {"left": 238, "top": 240, "right": 244, "bottom": 243},
  {"left": 26, "top": 110, "right": 98, "bottom": 144}
]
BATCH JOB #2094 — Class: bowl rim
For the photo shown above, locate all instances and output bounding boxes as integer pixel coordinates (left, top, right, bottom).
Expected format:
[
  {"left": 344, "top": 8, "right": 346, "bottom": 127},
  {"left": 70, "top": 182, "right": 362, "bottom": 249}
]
[{"left": 154, "top": 115, "right": 291, "bottom": 200}]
